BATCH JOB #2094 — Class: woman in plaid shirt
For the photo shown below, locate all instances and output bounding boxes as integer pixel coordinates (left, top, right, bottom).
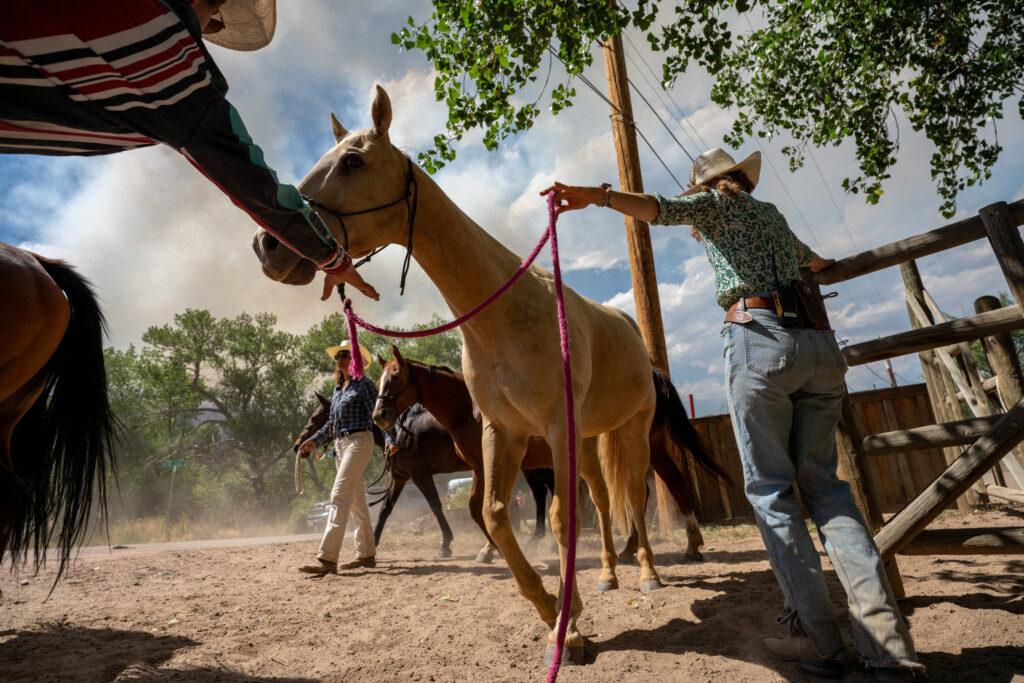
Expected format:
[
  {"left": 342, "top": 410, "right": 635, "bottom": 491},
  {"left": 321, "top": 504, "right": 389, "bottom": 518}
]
[{"left": 297, "top": 341, "right": 379, "bottom": 575}]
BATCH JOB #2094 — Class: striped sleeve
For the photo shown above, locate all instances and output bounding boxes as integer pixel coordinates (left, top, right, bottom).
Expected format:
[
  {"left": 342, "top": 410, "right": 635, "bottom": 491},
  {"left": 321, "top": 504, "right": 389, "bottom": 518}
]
[{"left": 0, "top": 0, "right": 345, "bottom": 269}]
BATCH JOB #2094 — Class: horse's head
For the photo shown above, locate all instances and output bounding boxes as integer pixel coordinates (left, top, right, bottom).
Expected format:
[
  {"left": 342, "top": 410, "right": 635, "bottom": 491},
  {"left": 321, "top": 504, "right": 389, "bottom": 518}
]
[
  {"left": 294, "top": 391, "right": 332, "bottom": 452},
  {"left": 372, "top": 344, "right": 418, "bottom": 430},
  {"left": 252, "top": 85, "right": 412, "bottom": 284}
]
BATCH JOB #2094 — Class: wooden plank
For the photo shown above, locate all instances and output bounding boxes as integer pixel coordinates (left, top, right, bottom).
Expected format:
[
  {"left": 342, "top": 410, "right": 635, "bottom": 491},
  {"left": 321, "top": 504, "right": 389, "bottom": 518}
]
[
  {"left": 864, "top": 416, "right": 1001, "bottom": 456},
  {"left": 815, "top": 198, "right": 1024, "bottom": 285},
  {"left": 986, "top": 485, "right": 1024, "bottom": 505},
  {"left": 875, "top": 397, "right": 1024, "bottom": 559},
  {"left": 897, "top": 526, "right": 1024, "bottom": 555},
  {"left": 843, "top": 305, "right": 1024, "bottom": 367},
  {"left": 849, "top": 383, "right": 929, "bottom": 405},
  {"left": 956, "top": 376, "right": 998, "bottom": 401}
]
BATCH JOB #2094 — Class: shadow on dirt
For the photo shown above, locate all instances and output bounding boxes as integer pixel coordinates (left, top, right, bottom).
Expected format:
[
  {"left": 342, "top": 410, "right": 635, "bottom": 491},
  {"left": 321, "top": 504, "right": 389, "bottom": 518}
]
[
  {"left": 0, "top": 624, "right": 317, "bottom": 682},
  {"left": 589, "top": 567, "right": 1024, "bottom": 682}
]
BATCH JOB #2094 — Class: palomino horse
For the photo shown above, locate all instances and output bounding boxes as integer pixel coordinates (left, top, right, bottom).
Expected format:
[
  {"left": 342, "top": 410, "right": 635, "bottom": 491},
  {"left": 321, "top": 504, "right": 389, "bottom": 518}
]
[
  {"left": 253, "top": 86, "right": 664, "bottom": 662},
  {"left": 0, "top": 242, "right": 115, "bottom": 582},
  {"left": 293, "top": 394, "right": 555, "bottom": 558},
  {"left": 373, "top": 348, "right": 731, "bottom": 565}
]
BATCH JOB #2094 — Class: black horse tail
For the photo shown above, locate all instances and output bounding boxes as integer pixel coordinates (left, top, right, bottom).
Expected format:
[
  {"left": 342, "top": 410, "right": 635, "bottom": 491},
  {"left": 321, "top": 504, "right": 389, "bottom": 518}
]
[
  {"left": 8, "top": 256, "right": 116, "bottom": 583},
  {"left": 651, "top": 367, "right": 732, "bottom": 486}
]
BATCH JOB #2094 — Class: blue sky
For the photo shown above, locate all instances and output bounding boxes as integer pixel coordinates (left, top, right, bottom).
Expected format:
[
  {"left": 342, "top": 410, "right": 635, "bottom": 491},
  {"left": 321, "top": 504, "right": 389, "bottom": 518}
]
[{"left": 3, "top": 1, "right": 1022, "bottom": 417}]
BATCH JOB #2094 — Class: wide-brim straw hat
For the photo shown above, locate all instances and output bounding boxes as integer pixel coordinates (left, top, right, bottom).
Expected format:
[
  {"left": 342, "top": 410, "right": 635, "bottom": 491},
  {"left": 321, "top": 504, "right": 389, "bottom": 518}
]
[
  {"left": 681, "top": 148, "right": 761, "bottom": 196},
  {"left": 325, "top": 340, "right": 373, "bottom": 369},
  {"left": 205, "top": 0, "right": 276, "bottom": 52}
]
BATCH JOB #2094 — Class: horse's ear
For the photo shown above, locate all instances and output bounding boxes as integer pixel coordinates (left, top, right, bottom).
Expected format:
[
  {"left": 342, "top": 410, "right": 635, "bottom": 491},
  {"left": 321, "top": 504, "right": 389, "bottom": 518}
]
[
  {"left": 371, "top": 85, "right": 392, "bottom": 138},
  {"left": 375, "top": 353, "right": 388, "bottom": 368},
  {"left": 314, "top": 391, "right": 331, "bottom": 408},
  {"left": 330, "top": 113, "right": 348, "bottom": 142},
  {"left": 391, "top": 343, "right": 404, "bottom": 364}
]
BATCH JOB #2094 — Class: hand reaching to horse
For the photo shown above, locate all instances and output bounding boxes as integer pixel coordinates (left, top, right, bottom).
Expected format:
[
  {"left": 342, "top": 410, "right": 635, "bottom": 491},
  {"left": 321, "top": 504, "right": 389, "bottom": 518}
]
[
  {"left": 539, "top": 182, "right": 603, "bottom": 215},
  {"left": 321, "top": 266, "right": 380, "bottom": 302}
]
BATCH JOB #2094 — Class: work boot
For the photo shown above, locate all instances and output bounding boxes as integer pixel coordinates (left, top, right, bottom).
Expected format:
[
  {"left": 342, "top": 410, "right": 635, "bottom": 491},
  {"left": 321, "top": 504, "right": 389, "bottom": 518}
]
[
  {"left": 763, "top": 635, "right": 845, "bottom": 679},
  {"left": 297, "top": 559, "right": 337, "bottom": 575},
  {"left": 339, "top": 556, "right": 375, "bottom": 569}
]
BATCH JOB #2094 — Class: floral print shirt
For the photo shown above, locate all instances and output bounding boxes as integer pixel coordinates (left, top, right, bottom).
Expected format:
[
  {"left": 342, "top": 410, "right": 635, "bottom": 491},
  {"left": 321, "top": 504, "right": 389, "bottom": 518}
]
[{"left": 651, "top": 190, "right": 815, "bottom": 309}]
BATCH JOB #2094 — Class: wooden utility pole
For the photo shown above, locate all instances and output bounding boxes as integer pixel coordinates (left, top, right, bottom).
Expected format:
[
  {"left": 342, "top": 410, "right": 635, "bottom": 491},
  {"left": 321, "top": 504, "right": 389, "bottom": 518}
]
[{"left": 602, "top": 33, "right": 676, "bottom": 532}]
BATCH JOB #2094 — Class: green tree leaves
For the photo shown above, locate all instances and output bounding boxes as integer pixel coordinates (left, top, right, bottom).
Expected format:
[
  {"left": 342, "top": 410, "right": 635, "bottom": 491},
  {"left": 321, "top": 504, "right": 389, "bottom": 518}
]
[
  {"left": 399, "top": 0, "right": 1022, "bottom": 216},
  {"left": 105, "top": 309, "right": 463, "bottom": 529}
]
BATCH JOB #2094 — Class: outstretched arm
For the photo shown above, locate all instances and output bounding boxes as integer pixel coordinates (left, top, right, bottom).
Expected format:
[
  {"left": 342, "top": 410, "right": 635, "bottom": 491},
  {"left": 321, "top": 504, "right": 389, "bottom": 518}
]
[{"left": 539, "top": 182, "right": 660, "bottom": 222}]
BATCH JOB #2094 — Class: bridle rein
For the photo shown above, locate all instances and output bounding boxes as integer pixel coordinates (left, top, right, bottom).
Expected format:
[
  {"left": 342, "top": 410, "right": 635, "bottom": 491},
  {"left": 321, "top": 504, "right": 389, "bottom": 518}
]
[{"left": 302, "top": 155, "right": 419, "bottom": 295}]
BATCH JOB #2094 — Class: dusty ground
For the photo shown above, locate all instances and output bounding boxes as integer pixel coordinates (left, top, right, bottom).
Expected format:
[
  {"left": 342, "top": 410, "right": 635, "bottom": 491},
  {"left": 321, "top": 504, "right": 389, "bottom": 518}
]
[{"left": 2, "top": 508, "right": 1022, "bottom": 682}]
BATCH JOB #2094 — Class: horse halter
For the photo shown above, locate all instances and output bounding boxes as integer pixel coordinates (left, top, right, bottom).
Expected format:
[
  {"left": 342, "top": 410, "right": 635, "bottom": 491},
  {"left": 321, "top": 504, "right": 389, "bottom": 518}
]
[
  {"left": 302, "top": 155, "right": 419, "bottom": 295},
  {"left": 375, "top": 365, "right": 420, "bottom": 418}
]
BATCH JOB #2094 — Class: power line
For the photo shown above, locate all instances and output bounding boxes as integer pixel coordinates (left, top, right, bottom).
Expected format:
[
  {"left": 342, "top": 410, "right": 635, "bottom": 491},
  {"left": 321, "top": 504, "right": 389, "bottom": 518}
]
[
  {"left": 620, "top": 31, "right": 709, "bottom": 151},
  {"left": 548, "top": 47, "right": 687, "bottom": 191}
]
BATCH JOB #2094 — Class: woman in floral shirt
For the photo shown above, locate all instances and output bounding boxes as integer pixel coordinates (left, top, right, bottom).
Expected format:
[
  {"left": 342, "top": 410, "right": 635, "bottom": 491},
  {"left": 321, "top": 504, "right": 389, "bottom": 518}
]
[{"left": 542, "top": 149, "right": 921, "bottom": 683}]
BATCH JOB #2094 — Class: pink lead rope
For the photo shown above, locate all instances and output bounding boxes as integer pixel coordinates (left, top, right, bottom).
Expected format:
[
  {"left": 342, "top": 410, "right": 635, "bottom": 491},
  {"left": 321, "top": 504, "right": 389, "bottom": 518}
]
[{"left": 342, "top": 192, "right": 577, "bottom": 681}]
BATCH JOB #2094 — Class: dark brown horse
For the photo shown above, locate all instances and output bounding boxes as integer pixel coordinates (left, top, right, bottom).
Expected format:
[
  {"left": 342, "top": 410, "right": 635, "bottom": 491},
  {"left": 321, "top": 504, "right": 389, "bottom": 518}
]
[
  {"left": 292, "top": 394, "right": 553, "bottom": 559},
  {"left": 0, "top": 242, "right": 116, "bottom": 582},
  {"left": 373, "top": 346, "right": 731, "bottom": 567}
]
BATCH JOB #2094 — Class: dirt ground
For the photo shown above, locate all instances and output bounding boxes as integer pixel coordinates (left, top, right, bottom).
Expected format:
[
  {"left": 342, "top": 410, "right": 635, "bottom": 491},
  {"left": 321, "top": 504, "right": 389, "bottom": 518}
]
[{"left": 2, "top": 508, "right": 1022, "bottom": 682}]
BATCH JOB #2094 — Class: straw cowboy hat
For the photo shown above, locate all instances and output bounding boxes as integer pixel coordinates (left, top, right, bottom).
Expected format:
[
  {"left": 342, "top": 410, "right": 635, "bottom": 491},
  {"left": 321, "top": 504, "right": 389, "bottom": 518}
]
[
  {"left": 325, "top": 340, "right": 373, "bottom": 369},
  {"left": 204, "top": 0, "right": 276, "bottom": 52},
  {"left": 682, "top": 148, "right": 761, "bottom": 196}
]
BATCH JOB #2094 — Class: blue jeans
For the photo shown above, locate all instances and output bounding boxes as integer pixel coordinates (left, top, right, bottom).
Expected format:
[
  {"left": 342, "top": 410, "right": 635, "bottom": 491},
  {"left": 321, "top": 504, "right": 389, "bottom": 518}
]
[{"left": 723, "top": 307, "right": 919, "bottom": 669}]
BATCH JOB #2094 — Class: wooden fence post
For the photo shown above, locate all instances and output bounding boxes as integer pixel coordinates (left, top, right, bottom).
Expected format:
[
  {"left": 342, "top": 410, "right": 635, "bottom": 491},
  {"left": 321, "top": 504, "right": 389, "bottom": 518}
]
[
  {"left": 975, "top": 294, "right": 1024, "bottom": 490},
  {"left": 900, "top": 261, "right": 979, "bottom": 509}
]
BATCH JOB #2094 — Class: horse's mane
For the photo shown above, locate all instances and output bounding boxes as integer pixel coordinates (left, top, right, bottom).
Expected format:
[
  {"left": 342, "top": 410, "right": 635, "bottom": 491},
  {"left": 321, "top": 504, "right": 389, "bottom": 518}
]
[{"left": 407, "top": 359, "right": 464, "bottom": 381}]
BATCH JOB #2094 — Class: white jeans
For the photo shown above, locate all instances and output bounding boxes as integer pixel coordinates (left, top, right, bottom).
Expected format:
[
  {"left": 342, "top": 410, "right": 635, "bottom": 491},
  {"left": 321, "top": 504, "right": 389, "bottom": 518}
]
[{"left": 317, "top": 431, "right": 376, "bottom": 562}]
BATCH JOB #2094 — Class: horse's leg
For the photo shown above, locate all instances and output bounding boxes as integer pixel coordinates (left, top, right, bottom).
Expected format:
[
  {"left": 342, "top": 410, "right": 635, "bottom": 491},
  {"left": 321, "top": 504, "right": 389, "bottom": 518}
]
[
  {"left": 412, "top": 471, "right": 454, "bottom": 560},
  {"left": 650, "top": 438, "right": 705, "bottom": 561},
  {"left": 523, "top": 468, "right": 550, "bottom": 551},
  {"left": 617, "top": 481, "right": 646, "bottom": 566},
  {"left": 616, "top": 416, "right": 662, "bottom": 593},
  {"left": 543, "top": 418, "right": 585, "bottom": 665},
  {"left": 373, "top": 475, "right": 407, "bottom": 546},
  {"left": 579, "top": 437, "right": 618, "bottom": 592},
  {"left": 480, "top": 420, "right": 563, "bottom": 653},
  {"left": 469, "top": 467, "right": 499, "bottom": 564}
]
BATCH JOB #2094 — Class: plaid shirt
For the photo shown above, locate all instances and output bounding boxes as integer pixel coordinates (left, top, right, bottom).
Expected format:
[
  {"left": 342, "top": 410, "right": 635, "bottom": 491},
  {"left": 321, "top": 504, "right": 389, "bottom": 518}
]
[
  {"left": 0, "top": 0, "right": 346, "bottom": 271},
  {"left": 310, "top": 378, "right": 379, "bottom": 446}
]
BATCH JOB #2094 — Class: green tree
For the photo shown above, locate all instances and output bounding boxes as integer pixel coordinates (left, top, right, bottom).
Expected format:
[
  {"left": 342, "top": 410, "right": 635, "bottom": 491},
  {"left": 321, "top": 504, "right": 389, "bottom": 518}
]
[
  {"left": 136, "top": 310, "right": 316, "bottom": 515},
  {"left": 395, "top": 1, "right": 1022, "bottom": 215}
]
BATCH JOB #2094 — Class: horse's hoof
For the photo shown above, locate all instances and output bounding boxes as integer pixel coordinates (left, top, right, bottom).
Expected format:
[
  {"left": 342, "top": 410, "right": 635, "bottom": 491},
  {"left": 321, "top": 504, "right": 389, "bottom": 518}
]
[
  {"left": 474, "top": 551, "right": 494, "bottom": 564},
  {"left": 640, "top": 579, "right": 664, "bottom": 593},
  {"left": 596, "top": 579, "right": 618, "bottom": 593},
  {"left": 435, "top": 548, "right": 453, "bottom": 560},
  {"left": 617, "top": 552, "right": 637, "bottom": 566},
  {"left": 544, "top": 643, "right": 585, "bottom": 666},
  {"left": 683, "top": 550, "right": 704, "bottom": 563}
]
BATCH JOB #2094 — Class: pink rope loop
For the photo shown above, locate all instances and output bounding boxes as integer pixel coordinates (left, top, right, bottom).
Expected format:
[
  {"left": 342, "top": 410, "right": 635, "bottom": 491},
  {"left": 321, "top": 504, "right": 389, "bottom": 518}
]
[
  {"left": 343, "top": 298, "right": 365, "bottom": 379},
  {"left": 341, "top": 192, "right": 577, "bottom": 682},
  {"left": 544, "top": 190, "right": 576, "bottom": 683}
]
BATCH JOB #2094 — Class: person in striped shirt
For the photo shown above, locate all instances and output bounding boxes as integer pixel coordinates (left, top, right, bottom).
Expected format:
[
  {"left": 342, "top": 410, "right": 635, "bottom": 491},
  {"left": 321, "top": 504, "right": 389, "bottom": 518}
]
[{"left": 0, "top": 0, "right": 378, "bottom": 301}]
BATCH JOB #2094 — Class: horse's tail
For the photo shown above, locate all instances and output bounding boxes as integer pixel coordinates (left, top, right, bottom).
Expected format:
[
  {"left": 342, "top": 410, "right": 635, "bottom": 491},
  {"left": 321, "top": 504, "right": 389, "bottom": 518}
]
[
  {"left": 7, "top": 256, "right": 116, "bottom": 583},
  {"left": 597, "top": 430, "right": 636, "bottom": 533},
  {"left": 651, "top": 367, "right": 732, "bottom": 486}
]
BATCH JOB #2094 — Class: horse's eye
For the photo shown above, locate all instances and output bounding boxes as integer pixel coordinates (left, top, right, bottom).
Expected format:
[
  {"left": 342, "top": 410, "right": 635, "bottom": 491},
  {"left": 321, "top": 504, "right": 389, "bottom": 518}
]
[{"left": 341, "top": 154, "right": 364, "bottom": 172}]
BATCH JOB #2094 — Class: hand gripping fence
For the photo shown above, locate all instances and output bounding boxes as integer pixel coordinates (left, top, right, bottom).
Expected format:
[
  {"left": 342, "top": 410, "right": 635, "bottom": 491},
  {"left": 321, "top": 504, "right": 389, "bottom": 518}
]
[{"left": 342, "top": 192, "right": 579, "bottom": 681}]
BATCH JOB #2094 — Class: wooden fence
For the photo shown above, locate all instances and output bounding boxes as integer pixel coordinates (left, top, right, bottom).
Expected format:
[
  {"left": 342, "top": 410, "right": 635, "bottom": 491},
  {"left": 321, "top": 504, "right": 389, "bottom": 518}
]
[{"left": 686, "top": 383, "right": 949, "bottom": 524}]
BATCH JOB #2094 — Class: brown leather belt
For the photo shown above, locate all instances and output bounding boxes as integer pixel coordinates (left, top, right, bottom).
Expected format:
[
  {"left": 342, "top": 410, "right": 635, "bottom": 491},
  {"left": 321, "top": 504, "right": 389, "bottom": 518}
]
[{"left": 724, "top": 296, "right": 775, "bottom": 324}]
